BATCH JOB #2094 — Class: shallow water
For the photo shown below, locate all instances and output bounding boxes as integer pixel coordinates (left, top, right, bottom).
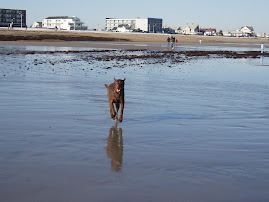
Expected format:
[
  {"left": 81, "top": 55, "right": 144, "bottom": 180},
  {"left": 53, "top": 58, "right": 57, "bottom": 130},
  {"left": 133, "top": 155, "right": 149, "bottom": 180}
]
[{"left": 0, "top": 45, "right": 269, "bottom": 201}]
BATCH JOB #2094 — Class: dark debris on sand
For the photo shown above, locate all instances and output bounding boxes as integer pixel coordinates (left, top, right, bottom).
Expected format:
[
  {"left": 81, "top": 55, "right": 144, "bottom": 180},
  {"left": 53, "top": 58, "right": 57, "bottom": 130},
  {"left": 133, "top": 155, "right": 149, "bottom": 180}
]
[
  {"left": 1, "top": 50, "right": 269, "bottom": 66},
  {"left": 3, "top": 49, "right": 269, "bottom": 57},
  {"left": 2, "top": 49, "right": 269, "bottom": 77}
]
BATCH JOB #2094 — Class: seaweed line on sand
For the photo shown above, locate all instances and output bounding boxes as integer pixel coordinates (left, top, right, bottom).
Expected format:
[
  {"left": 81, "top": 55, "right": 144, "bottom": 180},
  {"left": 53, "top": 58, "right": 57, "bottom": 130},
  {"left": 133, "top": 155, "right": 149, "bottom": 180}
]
[{"left": 1, "top": 49, "right": 269, "bottom": 60}]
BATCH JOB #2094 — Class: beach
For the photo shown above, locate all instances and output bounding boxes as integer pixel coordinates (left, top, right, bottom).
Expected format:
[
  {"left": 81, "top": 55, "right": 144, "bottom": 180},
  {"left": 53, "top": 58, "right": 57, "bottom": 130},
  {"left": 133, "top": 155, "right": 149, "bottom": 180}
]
[
  {"left": 1, "top": 28, "right": 269, "bottom": 50},
  {"left": 1, "top": 32, "right": 269, "bottom": 201}
]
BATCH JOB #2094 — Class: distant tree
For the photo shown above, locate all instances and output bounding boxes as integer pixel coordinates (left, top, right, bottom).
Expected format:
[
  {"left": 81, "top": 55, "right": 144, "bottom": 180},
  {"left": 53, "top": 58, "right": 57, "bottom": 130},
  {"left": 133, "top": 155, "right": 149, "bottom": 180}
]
[{"left": 218, "top": 30, "right": 223, "bottom": 36}]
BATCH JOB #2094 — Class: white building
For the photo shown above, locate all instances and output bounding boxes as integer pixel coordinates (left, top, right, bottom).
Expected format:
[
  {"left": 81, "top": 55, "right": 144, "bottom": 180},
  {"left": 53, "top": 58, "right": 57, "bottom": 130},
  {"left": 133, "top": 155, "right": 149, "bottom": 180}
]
[
  {"left": 105, "top": 17, "right": 163, "bottom": 33},
  {"left": 31, "top": 21, "right": 42, "bottom": 28},
  {"left": 223, "top": 26, "right": 255, "bottom": 37},
  {"left": 135, "top": 18, "right": 148, "bottom": 32},
  {"left": 239, "top": 26, "right": 254, "bottom": 36},
  {"left": 42, "top": 16, "right": 87, "bottom": 30},
  {"left": 257, "top": 33, "right": 268, "bottom": 38},
  {"left": 199, "top": 28, "right": 217, "bottom": 36},
  {"left": 106, "top": 18, "right": 135, "bottom": 31},
  {"left": 223, "top": 31, "right": 242, "bottom": 37},
  {"left": 116, "top": 24, "right": 131, "bottom": 32},
  {"left": 181, "top": 24, "right": 199, "bottom": 35}
]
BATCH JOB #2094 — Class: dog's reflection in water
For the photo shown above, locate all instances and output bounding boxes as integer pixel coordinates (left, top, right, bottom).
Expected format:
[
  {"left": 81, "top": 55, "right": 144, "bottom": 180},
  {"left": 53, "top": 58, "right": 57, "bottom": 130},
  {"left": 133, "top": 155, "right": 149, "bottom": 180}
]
[{"left": 106, "top": 122, "right": 123, "bottom": 172}]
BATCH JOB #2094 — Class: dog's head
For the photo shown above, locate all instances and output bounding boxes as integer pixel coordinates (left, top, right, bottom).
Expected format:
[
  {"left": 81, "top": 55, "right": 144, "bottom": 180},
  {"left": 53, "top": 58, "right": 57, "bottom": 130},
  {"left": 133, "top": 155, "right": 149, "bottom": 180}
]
[{"left": 114, "top": 78, "right": 126, "bottom": 94}]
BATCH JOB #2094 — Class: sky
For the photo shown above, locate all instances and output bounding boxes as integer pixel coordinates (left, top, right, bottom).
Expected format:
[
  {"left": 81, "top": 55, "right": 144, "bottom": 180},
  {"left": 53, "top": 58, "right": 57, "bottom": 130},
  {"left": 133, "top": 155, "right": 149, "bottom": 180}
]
[{"left": 2, "top": 0, "right": 269, "bottom": 33}]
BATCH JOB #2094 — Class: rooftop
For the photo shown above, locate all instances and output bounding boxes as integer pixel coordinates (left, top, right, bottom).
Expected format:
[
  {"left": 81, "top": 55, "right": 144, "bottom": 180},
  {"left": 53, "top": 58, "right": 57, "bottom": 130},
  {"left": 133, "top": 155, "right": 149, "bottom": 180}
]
[{"left": 45, "top": 16, "right": 78, "bottom": 19}]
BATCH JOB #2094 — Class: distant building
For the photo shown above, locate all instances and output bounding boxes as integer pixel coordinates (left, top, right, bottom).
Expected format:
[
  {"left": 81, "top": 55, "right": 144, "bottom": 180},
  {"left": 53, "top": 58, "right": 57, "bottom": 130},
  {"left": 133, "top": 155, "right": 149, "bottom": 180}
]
[
  {"left": 105, "top": 17, "right": 163, "bottom": 33},
  {"left": 163, "top": 26, "right": 176, "bottom": 34},
  {"left": 31, "top": 21, "right": 42, "bottom": 28},
  {"left": 0, "top": 8, "right": 26, "bottom": 27},
  {"left": 239, "top": 26, "right": 254, "bottom": 36},
  {"left": 223, "top": 26, "right": 255, "bottom": 37},
  {"left": 223, "top": 31, "right": 241, "bottom": 37},
  {"left": 257, "top": 33, "right": 268, "bottom": 38},
  {"left": 199, "top": 28, "right": 217, "bottom": 36},
  {"left": 174, "top": 27, "right": 182, "bottom": 34},
  {"left": 181, "top": 24, "right": 199, "bottom": 35},
  {"left": 106, "top": 18, "right": 135, "bottom": 31},
  {"left": 116, "top": 24, "right": 132, "bottom": 32},
  {"left": 42, "top": 16, "right": 87, "bottom": 30}
]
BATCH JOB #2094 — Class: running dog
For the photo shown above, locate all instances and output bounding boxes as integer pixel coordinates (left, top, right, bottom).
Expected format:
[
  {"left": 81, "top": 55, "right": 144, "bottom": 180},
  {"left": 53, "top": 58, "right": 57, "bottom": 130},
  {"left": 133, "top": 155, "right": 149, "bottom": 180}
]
[{"left": 105, "top": 78, "right": 126, "bottom": 122}]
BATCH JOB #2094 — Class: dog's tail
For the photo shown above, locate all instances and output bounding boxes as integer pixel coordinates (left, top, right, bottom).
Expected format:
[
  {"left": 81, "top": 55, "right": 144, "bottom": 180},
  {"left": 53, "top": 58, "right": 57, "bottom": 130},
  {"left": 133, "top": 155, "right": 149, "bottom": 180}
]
[{"left": 105, "top": 84, "right": 108, "bottom": 88}]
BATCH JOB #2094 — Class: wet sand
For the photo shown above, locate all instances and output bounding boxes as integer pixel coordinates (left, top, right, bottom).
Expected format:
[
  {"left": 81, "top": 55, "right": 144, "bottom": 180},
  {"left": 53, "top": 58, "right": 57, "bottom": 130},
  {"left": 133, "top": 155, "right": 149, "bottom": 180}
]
[
  {"left": 1, "top": 45, "right": 269, "bottom": 201},
  {"left": 1, "top": 47, "right": 269, "bottom": 63},
  {"left": 0, "top": 40, "right": 268, "bottom": 51}
]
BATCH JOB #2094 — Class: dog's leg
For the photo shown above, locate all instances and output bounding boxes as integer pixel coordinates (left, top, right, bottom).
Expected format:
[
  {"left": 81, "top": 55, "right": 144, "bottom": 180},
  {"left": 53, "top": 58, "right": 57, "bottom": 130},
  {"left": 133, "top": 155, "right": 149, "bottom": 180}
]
[
  {"left": 115, "top": 103, "right": 120, "bottom": 119},
  {"left": 119, "top": 103, "right": 124, "bottom": 122},
  {"left": 109, "top": 102, "right": 116, "bottom": 119}
]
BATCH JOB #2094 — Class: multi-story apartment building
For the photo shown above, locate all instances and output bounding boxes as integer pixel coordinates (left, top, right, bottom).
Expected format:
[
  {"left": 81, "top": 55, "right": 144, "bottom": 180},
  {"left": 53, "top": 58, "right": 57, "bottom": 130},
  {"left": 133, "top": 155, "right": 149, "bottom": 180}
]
[
  {"left": 105, "top": 17, "right": 163, "bottom": 33},
  {"left": 42, "top": 16, "right": 87, "bottom": 30},
  {"left": 106, "top": 18, "right": 136, "bottom": 31},
  {"left": 0, "top": 8, "right": 26, "bottom": 27}
]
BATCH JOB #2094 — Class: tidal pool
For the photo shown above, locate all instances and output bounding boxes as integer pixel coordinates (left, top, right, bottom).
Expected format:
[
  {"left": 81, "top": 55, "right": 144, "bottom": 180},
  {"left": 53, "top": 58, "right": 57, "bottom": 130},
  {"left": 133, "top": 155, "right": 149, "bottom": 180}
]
[{"left": 0, "top": 45, "right": 269, "bottom": 201}]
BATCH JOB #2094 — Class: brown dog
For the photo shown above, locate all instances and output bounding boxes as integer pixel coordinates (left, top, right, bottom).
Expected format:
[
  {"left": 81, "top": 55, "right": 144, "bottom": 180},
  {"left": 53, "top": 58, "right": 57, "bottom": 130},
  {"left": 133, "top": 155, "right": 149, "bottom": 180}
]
[{"left": 105, "top": 78, "right": 126, "bottom": 122}]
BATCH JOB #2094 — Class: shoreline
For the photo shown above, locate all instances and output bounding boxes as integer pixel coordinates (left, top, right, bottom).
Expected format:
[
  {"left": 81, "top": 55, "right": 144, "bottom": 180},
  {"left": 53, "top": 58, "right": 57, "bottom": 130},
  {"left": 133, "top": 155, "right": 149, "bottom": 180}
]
[
  {"left": 0, "top": 40, "right": 267, "bottom": 51},
  {"left": 1, "top": 46, "right": 268, "bottom": 61}
]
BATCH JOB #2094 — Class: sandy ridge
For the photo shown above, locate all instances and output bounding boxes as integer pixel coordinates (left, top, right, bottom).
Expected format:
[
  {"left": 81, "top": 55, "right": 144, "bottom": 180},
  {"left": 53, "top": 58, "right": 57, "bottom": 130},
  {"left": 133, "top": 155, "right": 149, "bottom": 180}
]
[
  {"left": 0, "top": 29, "right": 269, "bottom": 50},
  {"left": 1, "top": 29, "right": 269, "bottom": 43}
]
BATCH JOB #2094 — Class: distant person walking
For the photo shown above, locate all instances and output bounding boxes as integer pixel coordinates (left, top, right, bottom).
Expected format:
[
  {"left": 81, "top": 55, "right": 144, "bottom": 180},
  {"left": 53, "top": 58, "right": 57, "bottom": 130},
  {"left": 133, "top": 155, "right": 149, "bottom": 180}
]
[
  {"left": 167, "top": 37, "right": 171, "bottom": 48},
  {"left": 261, "top": 43, "right": 265, "bottom": 53},
  {"left": 171, "top": 36, "right": 175, "bottom": 49}
]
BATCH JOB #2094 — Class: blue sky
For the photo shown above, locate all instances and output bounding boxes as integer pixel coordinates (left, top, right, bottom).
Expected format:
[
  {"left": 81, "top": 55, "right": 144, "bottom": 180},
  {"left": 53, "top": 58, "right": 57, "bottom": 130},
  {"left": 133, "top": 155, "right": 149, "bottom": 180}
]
[{"left": 2, "top": 0, "right": 269, "bottom": 33}]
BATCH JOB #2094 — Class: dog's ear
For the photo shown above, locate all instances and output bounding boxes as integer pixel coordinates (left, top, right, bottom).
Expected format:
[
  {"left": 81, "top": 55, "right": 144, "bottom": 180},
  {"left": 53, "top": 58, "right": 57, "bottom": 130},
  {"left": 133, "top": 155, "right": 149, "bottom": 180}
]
[
  {"left": 124, "top": 78, "right": 126, "bottom": 81},
  {"left": 114, "top": 77, "right": 117, "bottom": 82}
]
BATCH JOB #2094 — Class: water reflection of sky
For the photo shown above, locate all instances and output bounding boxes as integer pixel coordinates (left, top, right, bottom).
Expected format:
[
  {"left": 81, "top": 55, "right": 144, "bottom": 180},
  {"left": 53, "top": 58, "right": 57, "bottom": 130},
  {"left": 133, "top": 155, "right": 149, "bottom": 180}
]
[
  {"left": 174, "top": 44, "right": 261, "bottom": 51},
  {"left": 0, "top": 43, "right": 265, "bottom": 52},
  {"left": 1, "top": 44, "right": 269, "bottom": 201}
]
